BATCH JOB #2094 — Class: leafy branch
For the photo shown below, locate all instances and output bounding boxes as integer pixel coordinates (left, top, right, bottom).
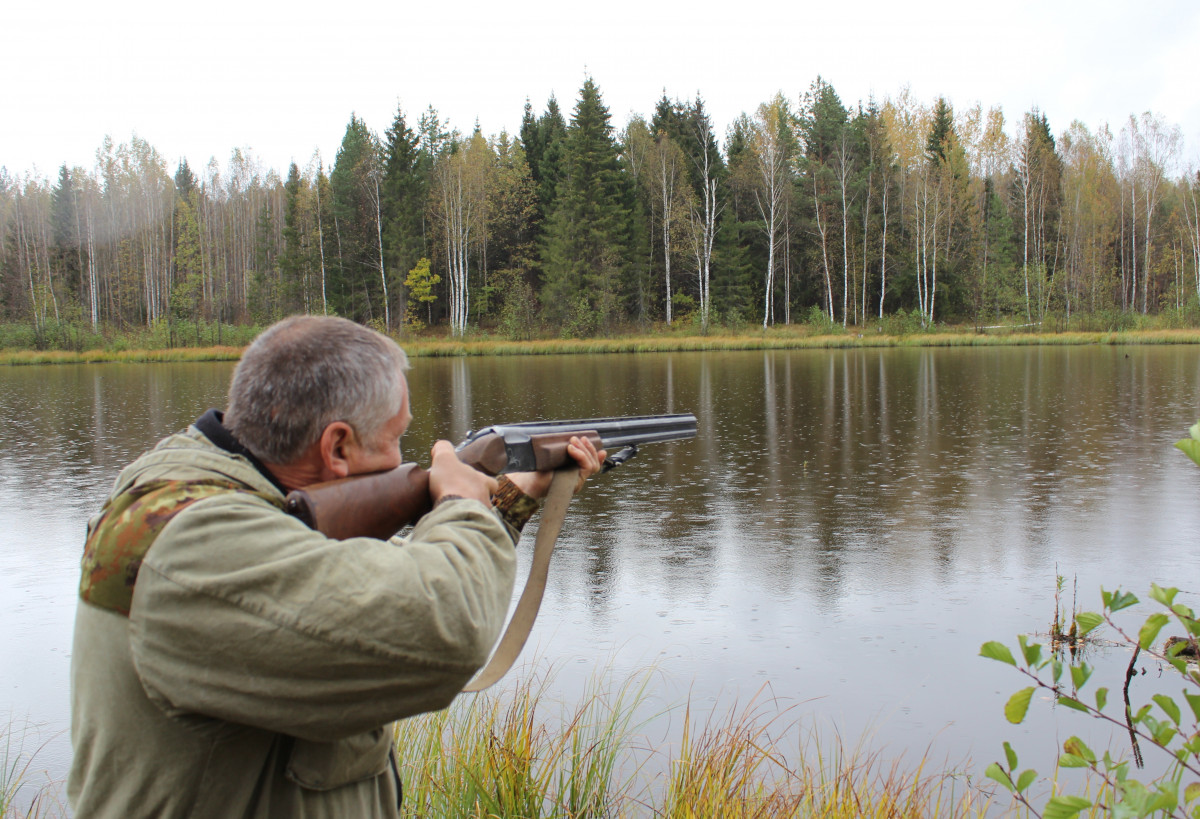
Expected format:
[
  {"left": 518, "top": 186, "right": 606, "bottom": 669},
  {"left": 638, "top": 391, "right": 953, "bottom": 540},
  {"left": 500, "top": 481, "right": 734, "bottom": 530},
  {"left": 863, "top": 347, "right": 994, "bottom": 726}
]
[{"left": 982, "top": 585, "right": 1200, "bottom": 819}]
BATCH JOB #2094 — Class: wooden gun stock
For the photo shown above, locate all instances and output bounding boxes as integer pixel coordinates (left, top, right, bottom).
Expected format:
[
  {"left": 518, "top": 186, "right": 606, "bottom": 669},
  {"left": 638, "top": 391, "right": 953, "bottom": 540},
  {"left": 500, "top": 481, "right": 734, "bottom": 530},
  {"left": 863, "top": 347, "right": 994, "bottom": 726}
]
[
  {"left": 284, "top": 463, "right": 432, "bottom": 541},
  {"left": 285, "top": 431, "right": 603, "bottom": 540}
]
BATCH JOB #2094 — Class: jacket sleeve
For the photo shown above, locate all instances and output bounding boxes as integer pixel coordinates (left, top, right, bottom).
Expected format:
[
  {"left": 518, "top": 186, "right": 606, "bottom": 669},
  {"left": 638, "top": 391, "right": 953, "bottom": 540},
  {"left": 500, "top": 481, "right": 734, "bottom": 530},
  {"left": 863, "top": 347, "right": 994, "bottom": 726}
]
[{"left": 128, "top": 494, "right": 517, "bottom": 741}]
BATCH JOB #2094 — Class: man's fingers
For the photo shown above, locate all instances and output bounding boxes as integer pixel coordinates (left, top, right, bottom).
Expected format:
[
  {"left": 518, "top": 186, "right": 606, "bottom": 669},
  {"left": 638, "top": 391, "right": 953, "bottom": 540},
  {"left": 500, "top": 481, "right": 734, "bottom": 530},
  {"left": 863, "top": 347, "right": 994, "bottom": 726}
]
[
  {"left": 428, "top": 440, "right": 497, "bottom": 503},
  {"left": 566, "top": 436, "right": 607, "bottom": 492}
]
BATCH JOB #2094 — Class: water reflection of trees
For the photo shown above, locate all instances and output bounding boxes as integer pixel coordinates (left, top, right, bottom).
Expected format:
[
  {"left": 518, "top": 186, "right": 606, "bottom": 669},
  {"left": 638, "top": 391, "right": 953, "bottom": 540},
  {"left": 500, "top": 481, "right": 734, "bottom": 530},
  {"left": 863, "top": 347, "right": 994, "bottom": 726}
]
[
  {"left": 0, "top": 363, "right": 233, "bottom": 515},
  {"left": 494, "top": 346, "right": 1200, "bottom": 622},
  {"left": 10, "top": 347, "right": 1200, "bottom": 623}
]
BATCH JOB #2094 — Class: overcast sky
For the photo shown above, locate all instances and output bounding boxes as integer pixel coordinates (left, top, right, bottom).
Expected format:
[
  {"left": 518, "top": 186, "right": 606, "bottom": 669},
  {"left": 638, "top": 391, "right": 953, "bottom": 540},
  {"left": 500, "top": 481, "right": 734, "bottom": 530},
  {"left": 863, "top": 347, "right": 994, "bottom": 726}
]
[{"left": 6, "top": 0, "right": 1199, "bottom": 179}]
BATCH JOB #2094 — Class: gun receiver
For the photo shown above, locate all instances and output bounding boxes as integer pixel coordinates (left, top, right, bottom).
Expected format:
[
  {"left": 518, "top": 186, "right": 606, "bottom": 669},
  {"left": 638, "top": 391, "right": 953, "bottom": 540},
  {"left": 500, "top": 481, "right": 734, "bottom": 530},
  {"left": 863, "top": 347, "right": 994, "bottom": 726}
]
[{"left": 286, "top": 413, "right": 697, "bottom": 540}]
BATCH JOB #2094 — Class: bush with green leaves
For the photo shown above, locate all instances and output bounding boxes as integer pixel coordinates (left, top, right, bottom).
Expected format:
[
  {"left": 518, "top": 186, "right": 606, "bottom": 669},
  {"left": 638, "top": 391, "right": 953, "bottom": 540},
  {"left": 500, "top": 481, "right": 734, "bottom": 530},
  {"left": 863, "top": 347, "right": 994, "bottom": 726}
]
[
  {"left": 980, "top": 422, "right": 1200, "bottom": 819},
  {"left": 877, "top": 308, "right": 927, "bottom": 337},
  {"left": 804, "top": 304, "right": 841, "bottom": 335}
]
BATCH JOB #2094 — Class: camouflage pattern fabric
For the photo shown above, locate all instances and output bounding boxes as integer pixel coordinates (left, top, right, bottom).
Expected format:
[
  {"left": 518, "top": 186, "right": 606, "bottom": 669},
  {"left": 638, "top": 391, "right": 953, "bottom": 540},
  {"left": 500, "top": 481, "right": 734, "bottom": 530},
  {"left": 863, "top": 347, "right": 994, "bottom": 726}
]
[{"left": 79, "top": 479, "right": 276, "bottom": 616}]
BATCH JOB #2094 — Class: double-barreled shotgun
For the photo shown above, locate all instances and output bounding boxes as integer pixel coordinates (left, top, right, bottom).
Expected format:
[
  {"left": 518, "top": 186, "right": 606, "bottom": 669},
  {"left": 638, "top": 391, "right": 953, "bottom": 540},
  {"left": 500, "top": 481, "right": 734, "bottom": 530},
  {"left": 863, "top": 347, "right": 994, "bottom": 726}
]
[{"left": 285, "top": 413, "right": 698, "bottom": 541}]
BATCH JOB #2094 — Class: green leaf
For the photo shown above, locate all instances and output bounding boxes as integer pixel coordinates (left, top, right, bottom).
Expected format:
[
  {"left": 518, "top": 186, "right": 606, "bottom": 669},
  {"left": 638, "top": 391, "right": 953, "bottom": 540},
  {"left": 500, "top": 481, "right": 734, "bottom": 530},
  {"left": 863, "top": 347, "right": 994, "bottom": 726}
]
[
  {"left": 1058, "top": 695, "right": 1089, "bottom": 714},
  {"left": 1058, "top": 753, "right": 1089, "bottom": 768},
  {"left": 1076, "top": 611, "right": 1104, "bottom": 636},
  {"left": 1042, "top": 794, "right": 1094, "bottom": 819},
  {"left": 985, "top": 762, "right": 1014, "bottom": 791},
  {"left": 1140, "top": 613, "right": 1170, "bottom": 649},
  {"left": 1151, "top": 584, "right": 1179, "bottom": 607},
  {"left": 1070, "top": 663, "right": 1093, "bottom": 690},
  {"left": 1177, "top": 437, "right": 1200, "bottom": 468},
  {"left": 1063, "top": 736, "right": 1096, "bottom": 763},
  {"left": 980, "top": 641, "right": 1016, "bottom": 666},
  {"left": 1004, "top": 741, "right": 1018, "bottom": 771},
  {"left": 1109, "top": 590, "right": 1140, "bottom": 612},
  {"left": 1154, "top": 723, "right": 1178, "bottom": 746},
  {"left": 1052, "top": 660, "right": 1063, "bottom": 683},
  {"left": 1154, "top": 694, "right": 1182, "bottom": 725},
  {"left": 1184, "top": 782, "right": 1200, "bottom": 803},
  {"left": 1183, "top": 691, "right": 1200, "bottom": 722},
  {"left": 1016, "top": 768, "right": 1037, "bottom": 793},
  {"left": 1018, "top": 634, "right": 1043, "bottom": 667},
  {"left": 1096, "top": 687, "right": 1108, "bottom": 711},
  {"left": 1005, "top": 687, "right": 1035, "bottom": 724},
  {"left": 1146, "top": 785, "right": 1179, "bottom": 814}
]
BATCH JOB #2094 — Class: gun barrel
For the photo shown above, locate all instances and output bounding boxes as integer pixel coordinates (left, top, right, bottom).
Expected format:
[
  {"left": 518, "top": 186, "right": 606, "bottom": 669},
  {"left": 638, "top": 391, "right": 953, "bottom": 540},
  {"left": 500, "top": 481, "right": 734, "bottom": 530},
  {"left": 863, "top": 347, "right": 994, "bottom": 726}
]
[
  {"left": 457, "top": 413, "right": 697, "bottom": 474},
  {"left": 465, "top": 413, "right": 696, "bottom": 447}
]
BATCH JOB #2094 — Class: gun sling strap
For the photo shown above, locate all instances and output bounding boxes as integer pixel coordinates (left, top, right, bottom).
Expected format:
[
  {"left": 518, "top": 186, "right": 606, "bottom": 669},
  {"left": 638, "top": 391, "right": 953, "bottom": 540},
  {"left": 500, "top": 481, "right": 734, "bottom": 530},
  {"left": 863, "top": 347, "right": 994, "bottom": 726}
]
[{"left": 462, "top": 466, "right": 578, "bottom": 693}]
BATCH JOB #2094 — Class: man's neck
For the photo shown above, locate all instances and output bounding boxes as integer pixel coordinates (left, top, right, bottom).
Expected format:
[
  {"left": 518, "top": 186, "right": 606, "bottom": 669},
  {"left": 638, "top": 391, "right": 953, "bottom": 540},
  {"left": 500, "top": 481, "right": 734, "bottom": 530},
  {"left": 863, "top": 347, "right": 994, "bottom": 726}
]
[{"left": 259, "top": 458, "right": 324, "bottom": 493}]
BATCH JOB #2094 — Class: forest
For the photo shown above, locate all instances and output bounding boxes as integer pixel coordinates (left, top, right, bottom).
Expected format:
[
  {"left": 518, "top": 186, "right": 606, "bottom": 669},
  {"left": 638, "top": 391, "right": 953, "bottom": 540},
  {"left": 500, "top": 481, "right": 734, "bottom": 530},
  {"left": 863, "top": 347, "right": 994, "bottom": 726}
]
[{"left": 2, "top": 76, "right": 1199, "bottom": 347}]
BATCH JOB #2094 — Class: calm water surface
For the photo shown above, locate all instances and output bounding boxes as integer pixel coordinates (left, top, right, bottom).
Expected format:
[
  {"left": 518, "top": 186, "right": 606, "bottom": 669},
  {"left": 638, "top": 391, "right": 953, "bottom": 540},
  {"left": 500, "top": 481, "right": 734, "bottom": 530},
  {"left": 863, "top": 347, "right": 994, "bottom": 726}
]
[{"left": 5, "top": 346, "right": 1200, "bottom": 805}]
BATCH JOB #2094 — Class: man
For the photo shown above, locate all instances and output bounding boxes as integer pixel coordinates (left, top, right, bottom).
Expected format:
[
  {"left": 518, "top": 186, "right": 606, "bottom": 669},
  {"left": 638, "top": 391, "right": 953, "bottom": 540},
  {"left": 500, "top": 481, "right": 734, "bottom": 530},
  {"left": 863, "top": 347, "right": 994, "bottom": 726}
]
[{"left": 68, "top": 315, "right": 603, "bottom": 818}]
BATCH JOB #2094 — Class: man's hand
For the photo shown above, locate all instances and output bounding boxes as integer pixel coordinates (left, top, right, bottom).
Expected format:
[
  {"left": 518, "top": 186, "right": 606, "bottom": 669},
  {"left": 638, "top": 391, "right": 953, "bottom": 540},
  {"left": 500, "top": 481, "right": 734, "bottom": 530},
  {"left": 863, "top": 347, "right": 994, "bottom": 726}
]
[
  {"left": 506, "top": 436, "right": 607, "bottom": 500},
  {"left": 428, "top": 440, "right": 498, "bottom": 506}
]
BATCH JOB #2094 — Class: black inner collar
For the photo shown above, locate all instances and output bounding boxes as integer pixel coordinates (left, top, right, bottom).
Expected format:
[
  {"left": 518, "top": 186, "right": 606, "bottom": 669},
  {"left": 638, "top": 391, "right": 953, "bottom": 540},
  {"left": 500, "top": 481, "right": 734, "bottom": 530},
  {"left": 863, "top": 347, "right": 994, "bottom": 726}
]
[{"left": 194, "top": 409, "right": 290, "bottom": 496}]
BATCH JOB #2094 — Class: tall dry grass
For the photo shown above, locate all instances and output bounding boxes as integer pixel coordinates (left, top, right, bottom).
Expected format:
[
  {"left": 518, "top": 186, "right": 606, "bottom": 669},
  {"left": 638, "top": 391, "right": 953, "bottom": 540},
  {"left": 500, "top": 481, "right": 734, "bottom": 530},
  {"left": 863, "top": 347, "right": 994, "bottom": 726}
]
[
  {"left": 394, "top": 669, "right": 1000, "bottom": 818},
  {"left": 6, "top": 327, "right": 1200, "bottom": 366},
  {"left": 1, "top": 724, "right": 62, "bottom": 819}
]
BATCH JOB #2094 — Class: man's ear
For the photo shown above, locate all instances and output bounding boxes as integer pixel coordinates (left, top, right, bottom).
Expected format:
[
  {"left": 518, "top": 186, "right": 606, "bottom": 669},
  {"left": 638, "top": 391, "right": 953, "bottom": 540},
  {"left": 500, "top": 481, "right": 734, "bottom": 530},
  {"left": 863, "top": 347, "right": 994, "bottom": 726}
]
[{"left": 318, "top": 421, "right": 356, "bottom": 478}]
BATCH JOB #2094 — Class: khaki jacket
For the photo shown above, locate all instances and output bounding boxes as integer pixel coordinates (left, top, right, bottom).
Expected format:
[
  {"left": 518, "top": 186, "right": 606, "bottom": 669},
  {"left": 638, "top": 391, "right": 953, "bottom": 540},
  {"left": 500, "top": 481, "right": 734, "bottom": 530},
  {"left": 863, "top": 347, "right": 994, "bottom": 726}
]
[{"left": 68, "top": 425, "right": 518, "bottom": 818}]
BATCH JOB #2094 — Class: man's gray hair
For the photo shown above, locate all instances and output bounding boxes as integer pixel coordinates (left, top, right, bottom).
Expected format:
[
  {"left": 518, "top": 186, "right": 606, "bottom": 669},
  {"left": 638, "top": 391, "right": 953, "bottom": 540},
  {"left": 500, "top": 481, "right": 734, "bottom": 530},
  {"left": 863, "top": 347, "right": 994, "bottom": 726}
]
[{"left": 225, "top": 316, "right": 410, "bottom": 464}]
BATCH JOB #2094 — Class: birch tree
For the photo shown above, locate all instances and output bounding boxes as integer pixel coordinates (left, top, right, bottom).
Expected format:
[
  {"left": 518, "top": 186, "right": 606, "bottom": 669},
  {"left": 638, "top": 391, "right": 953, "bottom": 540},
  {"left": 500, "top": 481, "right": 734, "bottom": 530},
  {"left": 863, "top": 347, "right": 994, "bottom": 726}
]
[
  {"left": 738, "top": 94, "right": 793, "bottom": 328},
  {"left": 649, "top": 131, "right": 691, "bottom": 325},
  {"left": 683, "top": 99, "right": 723, "bottom": 333},
  {"left": 431, "top": 130, "right": 491, "bottom": 336},
  {"left": 1182, "top": 169, "right": 1200, "bottom": 299},
  {"left": 1125, "top": 112, "right": 1182, "bottom": 312}
]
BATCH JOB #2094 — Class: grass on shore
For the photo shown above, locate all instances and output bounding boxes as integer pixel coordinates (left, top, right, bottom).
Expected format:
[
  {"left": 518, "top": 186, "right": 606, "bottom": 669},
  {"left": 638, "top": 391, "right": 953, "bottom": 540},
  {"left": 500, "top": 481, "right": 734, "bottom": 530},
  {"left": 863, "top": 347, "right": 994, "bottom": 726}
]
[
  {"left": 1, "top": 725, "right": 62, "bottom": 819},
  {"left": 394, "top": 666, "right": 997, "bottom": 818},
  {"left": 8, "top": 664, "right": 1113, "bottom": 818},
  {"left": 5, "top": 327, "right": 1200, "bottom": 366}
]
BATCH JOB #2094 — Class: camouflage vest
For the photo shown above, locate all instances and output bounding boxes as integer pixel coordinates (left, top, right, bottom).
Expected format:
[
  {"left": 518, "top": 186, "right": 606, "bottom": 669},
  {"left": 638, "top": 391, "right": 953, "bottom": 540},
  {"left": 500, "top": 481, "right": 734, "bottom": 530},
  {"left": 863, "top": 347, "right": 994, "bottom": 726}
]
[{"left": 79, "top": 479, "right": 281, "bottom": 616}]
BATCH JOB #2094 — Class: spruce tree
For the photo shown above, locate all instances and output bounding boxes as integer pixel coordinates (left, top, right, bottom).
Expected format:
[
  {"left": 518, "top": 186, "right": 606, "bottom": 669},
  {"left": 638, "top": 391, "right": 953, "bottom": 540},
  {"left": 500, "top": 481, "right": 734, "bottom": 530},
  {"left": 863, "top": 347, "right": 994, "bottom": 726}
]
[
  {"left": 540, "top": 78, "right": 632, "bottom": 333},
  {"left": 717, "top": 115, "right": 758, "bottom": 323},
  {"left": 174, "top": 160, "right": 197, "bottom": 199},
  {"left": 330, "top": 114, "right": 384, "bottom": 322},
  {"left": 381, "top": 104, "right": 427, "bottom": 322},
  {"left": 278, "top": 162, "right": 307, "bottom": 314},
  {"left": 51, "top": 165, "right": 82, "bottom": 303}
]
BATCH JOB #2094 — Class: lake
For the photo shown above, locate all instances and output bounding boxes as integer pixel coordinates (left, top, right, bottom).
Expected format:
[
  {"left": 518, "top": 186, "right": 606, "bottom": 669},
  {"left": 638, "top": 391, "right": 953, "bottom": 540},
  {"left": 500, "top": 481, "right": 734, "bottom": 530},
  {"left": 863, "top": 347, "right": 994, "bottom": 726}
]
[{"left": 4, "top": 345, "right": 1200, "bottom": 809}]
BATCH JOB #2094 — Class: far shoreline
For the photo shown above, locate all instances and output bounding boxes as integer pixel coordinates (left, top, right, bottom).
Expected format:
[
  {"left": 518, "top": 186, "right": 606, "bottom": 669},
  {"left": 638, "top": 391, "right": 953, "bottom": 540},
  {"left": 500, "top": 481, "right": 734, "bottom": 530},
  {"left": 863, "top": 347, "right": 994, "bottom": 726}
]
[{"left": 4, "top": 328, "right": 1200, "bottom": 366}]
